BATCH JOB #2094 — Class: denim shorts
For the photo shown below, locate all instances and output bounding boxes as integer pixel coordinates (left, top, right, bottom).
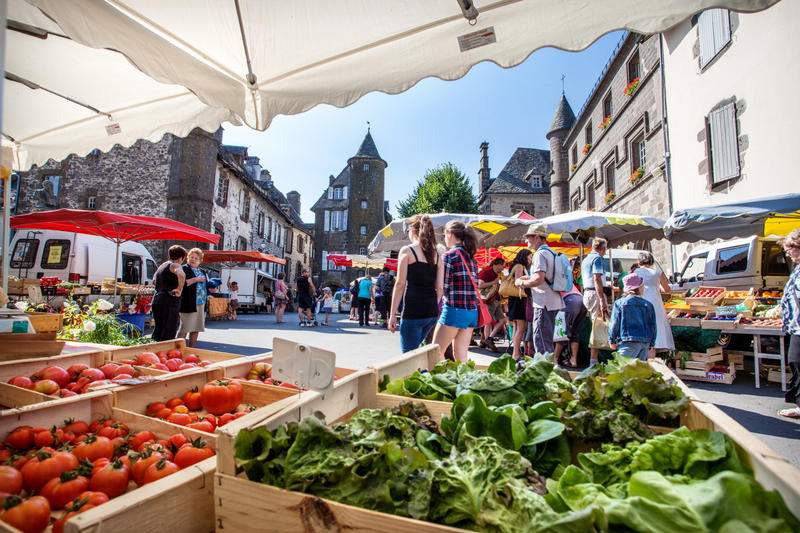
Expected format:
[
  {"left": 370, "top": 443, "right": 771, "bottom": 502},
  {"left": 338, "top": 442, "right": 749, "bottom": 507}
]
[
  {"left": 400, "top": 316, "right": 438, "bottom": 353},
  {"left": 438, "top": 304, "right": 478, "bottom": 329},
  {"left": 618, "top": 341, "right": 650, "bottom": 361}
]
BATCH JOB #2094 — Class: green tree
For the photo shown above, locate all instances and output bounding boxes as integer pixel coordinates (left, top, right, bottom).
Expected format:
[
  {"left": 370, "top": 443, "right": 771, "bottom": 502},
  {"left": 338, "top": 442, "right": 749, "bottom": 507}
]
[{"left": 397, "top": 163, "right": 479, "bottom": 217}]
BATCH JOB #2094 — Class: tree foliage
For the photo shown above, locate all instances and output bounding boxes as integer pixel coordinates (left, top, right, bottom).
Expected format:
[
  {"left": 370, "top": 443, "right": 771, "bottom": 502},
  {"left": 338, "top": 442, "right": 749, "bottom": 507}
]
[{"left": 397, "top": 163, "right": 479, "bottom": 218}]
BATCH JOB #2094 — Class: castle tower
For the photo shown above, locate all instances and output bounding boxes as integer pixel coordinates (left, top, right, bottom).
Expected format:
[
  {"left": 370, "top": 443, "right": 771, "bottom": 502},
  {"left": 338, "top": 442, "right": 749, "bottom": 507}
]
[
  {"left": 479, "top": 141, "right": 491, "bottom": 193},
  {"left": 348, "top": 129, "right": 387, "bottom": 256},
  {"left": 546, "top": 95, "right": 576, "bottom": 215}
]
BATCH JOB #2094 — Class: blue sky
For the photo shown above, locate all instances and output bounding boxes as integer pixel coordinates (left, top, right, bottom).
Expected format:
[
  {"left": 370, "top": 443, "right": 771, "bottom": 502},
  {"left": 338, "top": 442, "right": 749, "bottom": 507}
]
[{"left": 221, "top": 31, "right": 625, "bottom": 223}]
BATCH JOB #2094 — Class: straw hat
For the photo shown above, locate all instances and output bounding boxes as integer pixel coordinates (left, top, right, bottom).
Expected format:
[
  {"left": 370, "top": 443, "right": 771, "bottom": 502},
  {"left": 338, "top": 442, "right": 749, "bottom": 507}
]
[{"left": 524, "top": 224, "right": 549, "bottom": 238}]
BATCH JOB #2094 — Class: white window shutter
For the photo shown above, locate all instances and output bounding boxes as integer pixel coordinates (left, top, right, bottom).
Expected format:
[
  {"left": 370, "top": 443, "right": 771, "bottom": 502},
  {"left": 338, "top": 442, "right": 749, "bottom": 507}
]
[
  {"left": 321, "top": 250, "right": 328, "bottom": 271},
  {"left": 343, "top": 186, "right": 348, "bottom": 200},
  {"left": 698, "top": 11, "right": 716, "bottom": 67},
  {"left": 712, "top": 9, "right": 731, "bottom": 56},
  {"left": 324, "top": 210, "right": 330, "bottom": 231},
  {"left": 342, "top": 210, "right": 348, "bottom": 230},
  {"left": 327, "top": 187, "right": 333, "bottom": 200},
  {"left": 709, "top": 102, "right": 739, "bottom": 184}
]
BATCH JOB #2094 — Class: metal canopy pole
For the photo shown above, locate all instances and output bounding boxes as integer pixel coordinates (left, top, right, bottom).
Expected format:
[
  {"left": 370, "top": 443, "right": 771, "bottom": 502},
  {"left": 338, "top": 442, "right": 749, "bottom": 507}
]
[{"left": 1, "top": 0, "right": 9, "bottom": 299}]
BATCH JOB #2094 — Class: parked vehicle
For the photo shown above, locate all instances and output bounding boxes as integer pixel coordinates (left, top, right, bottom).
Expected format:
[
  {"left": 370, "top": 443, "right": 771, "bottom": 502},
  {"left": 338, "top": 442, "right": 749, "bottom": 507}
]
[
  {"left": 670, "top": 236, "right": 790, "bottom": 291},
  {"left": 218, "top": 266, "right": 270, "bottom": 313},
  {"left": 333, "top": 289, "right": 352, "bottom": 313},
  {"left": 8, "top": 229, "right": 156, "bottom": 284},
  {"left": 600, "top": 248, "right": 665, "bottom": 287}
]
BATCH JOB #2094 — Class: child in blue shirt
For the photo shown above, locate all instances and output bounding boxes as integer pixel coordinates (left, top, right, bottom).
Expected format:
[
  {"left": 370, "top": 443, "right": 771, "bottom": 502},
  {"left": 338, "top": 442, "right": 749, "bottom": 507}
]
[{"left": 609, "top": 273, "right": 656, "bottom": 361}]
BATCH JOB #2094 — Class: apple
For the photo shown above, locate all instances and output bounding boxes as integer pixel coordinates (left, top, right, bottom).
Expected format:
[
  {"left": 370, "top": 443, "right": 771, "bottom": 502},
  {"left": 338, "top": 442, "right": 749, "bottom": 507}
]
[
  {"left": 114, "top": 364, "right": 136, "bottom": 377},
  {"left": 184, "top": 354, "right": 200, "bottom": 364},
  {"left": 8, "top": 376, "right": 34, "bottom": 389},
  {"left": 79, "top": 368, "right": 105, "bottom": 383},
  {"left": 165, "top": 358, "right": 183, "bottom": 372},
  {"left": 33, "top": 379, "right": 60, "bottom": 395},
  {"left": 166, "top": 349, "right": 183, "bottom": 359},
  {"left": 34, "top": 366, "right": 70, "bottom": 388},
  {"left": 247, "top": 363, "right": 272, "bottom": 381},
  {"left": 136, "top": 352, "right": 159, "bottom": 366},
  {"left": 67, "top": 364, "right": 90, "bottom": 381},
  {"left": 99, "top": 363, "right": 120, "bottom": 380}
]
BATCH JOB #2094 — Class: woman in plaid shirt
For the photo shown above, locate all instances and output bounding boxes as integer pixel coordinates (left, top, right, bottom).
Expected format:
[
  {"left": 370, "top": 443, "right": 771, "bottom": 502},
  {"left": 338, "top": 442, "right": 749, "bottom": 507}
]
[{"left": 432, "top": 220, "right": 480, "bottom": 363}]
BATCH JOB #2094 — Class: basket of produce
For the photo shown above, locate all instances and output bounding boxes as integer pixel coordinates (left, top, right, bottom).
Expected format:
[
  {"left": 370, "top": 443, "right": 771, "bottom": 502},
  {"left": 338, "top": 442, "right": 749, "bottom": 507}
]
[{"left": 686, "top": 286, "right": 725, "bottom": 308}]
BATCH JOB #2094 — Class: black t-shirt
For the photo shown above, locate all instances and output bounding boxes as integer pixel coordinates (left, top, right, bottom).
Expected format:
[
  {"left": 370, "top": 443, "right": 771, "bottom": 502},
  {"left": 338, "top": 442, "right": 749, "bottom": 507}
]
[{"left": 295, "top": 275, "right": 311, "bottom": 298}]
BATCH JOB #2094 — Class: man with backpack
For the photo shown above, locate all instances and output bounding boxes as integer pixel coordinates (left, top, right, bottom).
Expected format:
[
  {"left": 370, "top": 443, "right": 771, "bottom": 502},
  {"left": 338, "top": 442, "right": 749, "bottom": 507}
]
[
  {"left": 515, "top": 224, "right": 564, "bottom": 354},
  {"left": 375, "top": 267, "right": 395, "bottom": 328}
]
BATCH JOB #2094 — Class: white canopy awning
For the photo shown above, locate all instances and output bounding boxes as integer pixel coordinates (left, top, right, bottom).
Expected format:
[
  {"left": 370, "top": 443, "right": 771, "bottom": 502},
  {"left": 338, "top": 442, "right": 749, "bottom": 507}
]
[{"left": 4, "top": 0, "right": 779, "bottom": 169}]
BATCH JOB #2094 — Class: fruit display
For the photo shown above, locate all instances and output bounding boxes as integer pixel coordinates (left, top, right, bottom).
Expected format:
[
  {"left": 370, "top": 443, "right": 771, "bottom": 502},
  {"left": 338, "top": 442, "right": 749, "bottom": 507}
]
[
  {"left": 689, "top": 287, "right": 724, "bottom": 299},
  {"left": 754, "top": 304, "right": 781, "bottom": 318},
  {"left": 142, "top": 379, "right": 254, "bottom": 433},
  {"left": 120, "top": 349, "right": 214, "bottom": 374},
  {"left": 0, "top": 416, "right": 214, "bottom": 533},
  {"left": 739, "top": 317, "right": 783, "bottom": 328},
  {"left": 6, "top": 363, "right": 139, "bottom": 397},
  {"left": 724, "top": 290, "right": 750, "bottom": 299}
]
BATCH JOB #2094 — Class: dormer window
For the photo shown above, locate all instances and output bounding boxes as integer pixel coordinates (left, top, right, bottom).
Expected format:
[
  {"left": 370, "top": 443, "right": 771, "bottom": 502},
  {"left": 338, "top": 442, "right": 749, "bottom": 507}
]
[
  {"left": 363, "top": 163, "right": 370, "bottom": 172},
  {"left": 531, "top": 176, "right": 542, "bottom": 188}
]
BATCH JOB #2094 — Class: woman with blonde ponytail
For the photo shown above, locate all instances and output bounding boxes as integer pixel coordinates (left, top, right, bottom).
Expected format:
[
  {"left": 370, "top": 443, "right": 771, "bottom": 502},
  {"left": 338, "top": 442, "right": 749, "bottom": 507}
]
[
  {"left": 388, "top": 214, "right": 444, "bottom": 352},
  {"left": 432, "top": 220, "right": 480, "bottom": 363}
]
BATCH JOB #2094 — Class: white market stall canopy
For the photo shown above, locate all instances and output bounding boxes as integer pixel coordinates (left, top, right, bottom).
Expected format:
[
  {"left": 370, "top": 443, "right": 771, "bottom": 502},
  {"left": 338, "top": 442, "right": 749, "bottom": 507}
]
[{"left": 4, "top": 0, "right": 779, "bottom": 169}]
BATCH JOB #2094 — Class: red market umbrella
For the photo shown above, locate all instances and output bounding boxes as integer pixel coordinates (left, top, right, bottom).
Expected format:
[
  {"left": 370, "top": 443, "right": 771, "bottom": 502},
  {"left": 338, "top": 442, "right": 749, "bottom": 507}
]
[
  {"left": 10, "top": 208, "right": 220, "bottom": 301},
  {"left": 202, "top": 250, "right": 286, "bottom": 266},
  {"left": 512, "top": 210, "right": 535, "bottom": 220},
  {"left": 327, "top": 254, "right": 397, "bottom": 271}
]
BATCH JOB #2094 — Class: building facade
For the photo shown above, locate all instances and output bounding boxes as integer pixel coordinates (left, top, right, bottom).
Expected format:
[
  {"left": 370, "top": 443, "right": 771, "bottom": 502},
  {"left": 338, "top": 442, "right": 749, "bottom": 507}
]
[
  {"left": 661, "top": 2, "right": 799, "bottom": 264},
  {"left": 556, "top": 32, "right": 672, "bottom": 267},
  {"left": 477, "top": 142, "right": 552, "bottom": 218},
  {"left": 311, "top": 131, "right": 390, "bottom": 288}
]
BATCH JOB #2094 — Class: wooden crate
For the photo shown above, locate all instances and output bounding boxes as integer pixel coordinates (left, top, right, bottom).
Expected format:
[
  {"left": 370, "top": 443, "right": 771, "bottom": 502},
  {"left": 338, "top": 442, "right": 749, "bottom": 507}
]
[
  {"left": 700, "top": 314, "right": 738, "bottom": 331},
  {"left": 673, "top": 362, "right": 736, "bottom": 385},
  {"left": 686, "top": 286, "right": 726, "bottom": 307},
  {"left": 0, "top": 391, "right": 217, "bottom": 533},
  {"left": 25, "top": 311, "right": 63, "bottom": 333},
  {"left": 215, "top": 362, "right": 800, "bottom": 532},
  {"left": 218, "top": 352, "right": 359, "bottom": 382},
  {"left": 0, "top": 348, "right": 104, "bottom": 383},
  {"left": 682, "top": 360, "right": 715, "bottom": 372},
  {"left": 726, "top": 352, "right": 745, "bottom": 371}
]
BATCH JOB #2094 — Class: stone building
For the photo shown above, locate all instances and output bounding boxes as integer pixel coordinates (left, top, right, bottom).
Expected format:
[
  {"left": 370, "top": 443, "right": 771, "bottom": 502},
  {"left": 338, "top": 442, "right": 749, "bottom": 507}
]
[
  {"left": 311, "top": 130, "right": 391, "bottom": 288},
  {"left": 661, "top": 3, "right": 798, "bottom": 265},
  {"left": 16, "top": 129, "right": 220, "bottom": 260},
  {"left": 556, "top": 32, "right": 672, "bottom": 267},
  {"left": 477, "top": 142, "right": 552, "bottom": 218}
]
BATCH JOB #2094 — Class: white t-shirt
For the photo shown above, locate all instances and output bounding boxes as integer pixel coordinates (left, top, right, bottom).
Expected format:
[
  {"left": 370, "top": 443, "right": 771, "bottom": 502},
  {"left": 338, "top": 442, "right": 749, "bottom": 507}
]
[
  {"left": 324, "top": 296, "right": 335, "bottom": 308},
  {"left": 229, "top": 289, "right": 238, "bottom": 300},
  {"left": 530, "top": 247, "right": 564, "bottom": 311}
]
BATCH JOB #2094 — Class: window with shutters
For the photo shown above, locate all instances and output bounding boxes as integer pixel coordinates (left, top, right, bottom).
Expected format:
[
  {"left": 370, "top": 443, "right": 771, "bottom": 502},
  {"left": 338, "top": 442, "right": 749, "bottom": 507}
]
[
  {"left": 698, "top": 9, "right": 731, "bottom": 68},
  {"left": 627, "top": 51, "right": 640, "bottom": 83},
  {"left": 631, "top": 134, "right": 646, "bottom": 172},
  {"left": 333, "top": 187, "right": 344, "bottom": 200},
  {"left": 605, "top": 162, "right": 616, "bottom": 194},
  {"left": 706, "top": 102, "right": 740, "bottom": 184},
  {"left": 331, "top": 211, "right": 341, "bottom": 231},
  {"left": 216, "top": 176, "right": 229, "bottom": 206}
]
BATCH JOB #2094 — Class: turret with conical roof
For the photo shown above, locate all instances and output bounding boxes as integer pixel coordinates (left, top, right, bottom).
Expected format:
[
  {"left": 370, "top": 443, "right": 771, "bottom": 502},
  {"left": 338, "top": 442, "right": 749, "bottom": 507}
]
[
  {"left": 348, "top": 129, "right": 387, "bottom": 168},
  {"left": 546, "top": 95, "right": 575, "bottom": 215}
]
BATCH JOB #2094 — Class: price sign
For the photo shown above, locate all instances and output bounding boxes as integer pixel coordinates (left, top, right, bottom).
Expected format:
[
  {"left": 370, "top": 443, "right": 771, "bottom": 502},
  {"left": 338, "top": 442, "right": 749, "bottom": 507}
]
[
  {"left": 47, "top": 245, "right": 63, "bottom": 264},
  {"left": 271, "top": 337, "right": 335, "bottom": 391}
]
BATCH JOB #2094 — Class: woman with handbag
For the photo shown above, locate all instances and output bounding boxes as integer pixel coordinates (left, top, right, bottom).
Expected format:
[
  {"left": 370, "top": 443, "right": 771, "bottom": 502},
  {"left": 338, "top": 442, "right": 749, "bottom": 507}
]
[
  {"left": 432, "top": 220, "right": 483, "bottom": 363},
  {"left": 273, "top": 272, "right": 289, "bottom": 324},
  {"left": 503, "top": 249, "right": 532, "bottom": 360}
]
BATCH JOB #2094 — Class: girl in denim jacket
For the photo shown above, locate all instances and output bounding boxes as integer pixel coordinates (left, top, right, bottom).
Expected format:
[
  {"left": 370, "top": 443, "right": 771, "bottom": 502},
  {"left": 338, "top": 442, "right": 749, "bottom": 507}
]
[{"left": 608, "top": 273, "right": 656, "bottom": 361}]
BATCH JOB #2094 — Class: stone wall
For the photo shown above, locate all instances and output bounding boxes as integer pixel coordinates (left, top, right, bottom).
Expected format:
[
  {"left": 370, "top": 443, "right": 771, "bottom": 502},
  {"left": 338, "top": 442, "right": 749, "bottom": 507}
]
[{"left": 484, "top": 194, "right": 551, "bottom": 218}]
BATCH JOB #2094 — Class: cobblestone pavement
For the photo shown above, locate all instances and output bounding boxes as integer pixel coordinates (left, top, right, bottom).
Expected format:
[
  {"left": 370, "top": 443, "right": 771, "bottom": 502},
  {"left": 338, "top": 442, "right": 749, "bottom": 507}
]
[{"left": 193, "top": 312, "right": 799, "bottom": 467}]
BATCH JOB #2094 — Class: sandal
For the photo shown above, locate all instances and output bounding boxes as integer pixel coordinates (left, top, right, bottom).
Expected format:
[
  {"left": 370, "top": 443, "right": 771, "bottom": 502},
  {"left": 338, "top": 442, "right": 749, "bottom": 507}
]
[{"left": 778, "top": 407, "right": 800, "bottom": 419}]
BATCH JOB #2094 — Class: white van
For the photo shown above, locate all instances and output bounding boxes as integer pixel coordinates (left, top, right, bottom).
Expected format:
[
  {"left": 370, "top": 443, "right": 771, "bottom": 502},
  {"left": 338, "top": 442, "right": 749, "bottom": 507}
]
[
  {"left": 670, "top": 236, "right": 790, "bottom": 291},
  {"left": 218, "top": 266, "right": 269, "bottom": 313},
  {"left": 9, "top": 230, "right": 156, "bottom": 284}
]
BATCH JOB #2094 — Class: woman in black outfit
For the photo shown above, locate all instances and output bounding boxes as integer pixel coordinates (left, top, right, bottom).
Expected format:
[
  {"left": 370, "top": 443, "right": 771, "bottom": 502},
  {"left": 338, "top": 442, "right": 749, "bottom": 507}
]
[
  {"left": 388, "top": 214, "right": 444, "bottom": 353},
  {"left": 507, "top": 248, "right": 532, "bottom": 360},
  {"left": 151, "top": 245, "right": 187, "bottom": 341}
]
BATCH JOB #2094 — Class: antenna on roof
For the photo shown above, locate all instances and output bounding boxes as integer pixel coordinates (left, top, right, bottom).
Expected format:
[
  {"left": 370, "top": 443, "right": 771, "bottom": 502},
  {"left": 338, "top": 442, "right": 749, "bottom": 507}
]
[
  {"left": 560, "top": 74, "right": 566, "bottom": 95},
  {"left": 367, "top": 120, "right": 371, "bottom": 132}
]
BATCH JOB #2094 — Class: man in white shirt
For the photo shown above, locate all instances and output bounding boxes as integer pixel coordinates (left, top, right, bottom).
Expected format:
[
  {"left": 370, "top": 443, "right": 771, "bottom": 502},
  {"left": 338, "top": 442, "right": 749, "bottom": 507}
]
[{"left": 516, "top": 224, "right": 564, "bottom": 354}]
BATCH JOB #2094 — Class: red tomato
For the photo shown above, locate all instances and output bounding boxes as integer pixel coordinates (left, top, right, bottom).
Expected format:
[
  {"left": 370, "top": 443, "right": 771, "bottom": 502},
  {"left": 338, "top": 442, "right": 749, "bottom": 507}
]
[
  {"left": 182, "top": 387, "right": 202, "bottom": 411},
  {"left": 72, "top": 490, "right": 110, "bottom": 509},
  {"left": 173, "top": 440, "right": 214, "bottom": 469},
  {"left": 145, "top": 401, "right": 167, "bottom": 417},
  {"left": 143, "top": 458, "right": 179, "bottom": 484},
  {"left": 217, "top": 413, "right": 235, "bottom": 427},
  {"left": 155, "top": 407, "right": 173, "bottom": 420},
  {"left": 166, "top": 412, "right": 191, "bottom": 426},
  {"left": 178, "top": 363, "right": 197, "bottom": 370},
  {"left": 57, "top": 388, "right": 79, "bottom": 398},
  {"left": 89, "top": 459, "right": 130, "bottom": 498},
  {"left": 33, "top": 427, "right": 65, "bottom": 448},
  {"left": 40, "top": 472, "right": 90, "bottom": 509},
  {"left": 0, "top": 466, "right": 23, "bottom": 494},
  {"left": 97, "top": 423, "right": 129, "bottom": 440},
  {"left": 82, "top": 379, "right": 113, "bottom": 393},
  {"left": 33, "top": 379, "right": 60, "bottom": 395},
  {"left": 67, "top": 364, "right": 90, "bottom": 381},
  {"left": 186, "top": 420, "right": 215, "bottom": 433},
  {"left": 130, "top": 450, "right": 164, "bottom": 486},
  {"left": 164, "top": 358, "right": 183, "bottom": 372},
  {"left": 166, "top": 349, "right": 183, "bottom": 359},
  {"left": 198, "top": 360, "right": 213, "bottom": 367},
  {"left": 202, "top": 414, "right": 217, "bottom": 429},
  {"left": 172, "top": 405, "right": 190, "bottom": 414},
  {"left": 152, "top": 363, "right": 169, "bottom": 371},
  {"left": 114, "top": 364, "right": 136, "bottom": 377},
  {"left": 98, "top": 363, "right": 119, "bottom": 380},
  {"left": 79, "top": 368, "right": 106, "bottom": 383},
  {"left": 34, "top": 365, "right": 70, "bottom": 388},
  {"left": 184, "top": 354, "right": 200, "bottom": 364},
  {"left": 200, "top": 380, "right": 244, "bottom": 415},
  {"left": 136, "top": 352, "right": 159, "bottom": 365},
  {"left": 72, "top": 435, "right": 114, "bottom": 463},
  {"left": 5, "top": 427, "right": 34, "bottom": 451},
  {"left": 120, "top": 359, "right": 137, "bottom": 365},
  {"left": 129, "top": 431, "right": 156, "bottom": 452},
  {"left": 0, "top": 495, "right": 51, "bottom": 533},
  {"left": 165, "top": 397, "right": 185, "bottom": 409},
  {"left": 166, "top": 434, "right": 189, "bottom": 452},
  {"left": 8, "top": 376, "right": 33, "bottom": 389},
  {"left": 21, "top": 450, "right": 78, "bottom": 492}
]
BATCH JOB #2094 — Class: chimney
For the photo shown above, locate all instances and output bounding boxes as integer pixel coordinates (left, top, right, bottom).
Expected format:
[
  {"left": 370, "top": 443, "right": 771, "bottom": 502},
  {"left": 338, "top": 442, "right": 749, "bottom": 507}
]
[
  {"left": 287, "top": 191, "right": 301, "bottom": 214},
  {"left": 479, "top": 142, "right": 491, "bottom": 193},
  {"left": 329, "top": 174, "right": 335, "bottom": 185}
]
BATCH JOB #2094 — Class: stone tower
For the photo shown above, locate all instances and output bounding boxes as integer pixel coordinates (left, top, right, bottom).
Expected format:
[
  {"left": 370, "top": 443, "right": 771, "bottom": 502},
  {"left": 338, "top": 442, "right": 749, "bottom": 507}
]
[
  {"left": 546, "top": 95, "right": 576, "bottom": 215},
  {"left": 478, "top": 141, "right": 491, "bottom": 193},
  {"left": 348, "top": 129, "right": 387, "bottom": 257}
]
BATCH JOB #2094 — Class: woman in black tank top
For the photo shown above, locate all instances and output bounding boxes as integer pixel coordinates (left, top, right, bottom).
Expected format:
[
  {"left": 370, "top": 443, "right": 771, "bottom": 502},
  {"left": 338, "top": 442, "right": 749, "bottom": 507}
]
[
  {"left": 151, "top": 245, "right": 187, "bottom": 341},
  {"left": 388, "top": 215, "right": 443, "bottom": 353}
]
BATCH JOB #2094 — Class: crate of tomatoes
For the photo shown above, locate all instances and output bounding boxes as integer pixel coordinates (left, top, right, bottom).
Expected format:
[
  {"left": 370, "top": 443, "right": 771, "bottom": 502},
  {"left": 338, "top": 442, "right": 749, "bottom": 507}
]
[{"left": 0, "top": 391, "right": 216, "bottom": 533}]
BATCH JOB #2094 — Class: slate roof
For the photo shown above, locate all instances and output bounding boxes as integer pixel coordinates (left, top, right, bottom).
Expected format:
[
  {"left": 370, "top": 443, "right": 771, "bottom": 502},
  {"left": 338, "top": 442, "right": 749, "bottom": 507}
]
[
  {"left": 547, "top": 95, "right": 576, "bottom": 135},
  {"left": 485, "top": 148, "right": 551, "bottom": 195},
  {"left": 311, "top": 165, "right": 351, "bottom": 211},
  {"left": 348, "top": 131, "right": 387, "bottom": 167}
]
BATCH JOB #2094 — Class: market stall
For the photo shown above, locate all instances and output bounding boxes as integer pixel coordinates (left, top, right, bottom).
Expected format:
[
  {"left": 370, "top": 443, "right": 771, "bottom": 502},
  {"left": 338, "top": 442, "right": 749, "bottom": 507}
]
[
  {"left": 201, "top": 250, "right": 286, "bottom": 319},
  {"left": 663, "top": 194, "right": 800, "bottom": 388}
]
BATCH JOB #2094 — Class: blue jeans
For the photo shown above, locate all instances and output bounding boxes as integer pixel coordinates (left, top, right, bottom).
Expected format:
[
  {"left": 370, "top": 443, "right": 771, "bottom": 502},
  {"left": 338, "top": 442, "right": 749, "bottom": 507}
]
[
  {"left": 618, "top": 341, "right": 650, "bottom": 361},
  {"left": 400, "top": 317, "right": 438, "bottom": 353}
]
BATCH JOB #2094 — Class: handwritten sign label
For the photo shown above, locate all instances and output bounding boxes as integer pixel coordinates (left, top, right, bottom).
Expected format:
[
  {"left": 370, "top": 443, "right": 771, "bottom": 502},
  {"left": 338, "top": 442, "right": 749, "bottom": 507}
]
[{"left": 47, "top": 245, "right": 63, "bottom": 264}]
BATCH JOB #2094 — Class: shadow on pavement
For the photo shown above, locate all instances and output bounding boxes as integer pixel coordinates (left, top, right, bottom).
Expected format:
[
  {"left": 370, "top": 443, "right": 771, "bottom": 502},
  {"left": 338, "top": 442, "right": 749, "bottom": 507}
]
[
  {"left": 713, "top": 404, "right": 800, "bottom": 440},
  {"left": 194, "top": 341, "right": 270, "bottom": 356}
]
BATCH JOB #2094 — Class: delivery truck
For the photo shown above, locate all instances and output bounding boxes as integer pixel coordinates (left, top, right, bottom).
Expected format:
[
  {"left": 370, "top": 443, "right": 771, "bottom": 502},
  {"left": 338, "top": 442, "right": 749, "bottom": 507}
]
[{"left": 219, "top": 266, "right": 270, "bottom": 313}]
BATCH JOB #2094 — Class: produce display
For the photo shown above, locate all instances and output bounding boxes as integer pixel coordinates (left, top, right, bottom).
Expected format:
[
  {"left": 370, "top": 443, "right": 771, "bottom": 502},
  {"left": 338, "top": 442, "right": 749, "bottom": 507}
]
[
  {"left": 706, "top": 315, "right": 736, "bottom": 322},
  {"left": 381, "top": 355, "right": 688, "bottom": 444},
  {"left": 6, "top": 363, "right": 139, "bottom": 397},
  {"left": 689, "top": 288, "right": 724, "bottom": 299},
  {"left": 739, "top": 317, "right": 783, "bottom": 328},
  {"left": 0, "top": 417, "right": 214, "bottom": 533},
  {"left": 121, "top": 349, "right": 214, "bottom": 373},
  {"left": 754, "top": 304, "right": 781, "bottom": 318},
  {"left": 234, "top": 400, "right": 799, "bottom": 532},
  {"left": 143, "top": 379, "right": 254, "bottom": 432},
  {"left": 724, "top": 290, "right": 750, "bottom": 299}
]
